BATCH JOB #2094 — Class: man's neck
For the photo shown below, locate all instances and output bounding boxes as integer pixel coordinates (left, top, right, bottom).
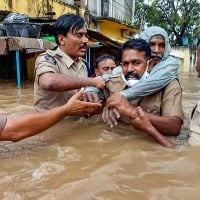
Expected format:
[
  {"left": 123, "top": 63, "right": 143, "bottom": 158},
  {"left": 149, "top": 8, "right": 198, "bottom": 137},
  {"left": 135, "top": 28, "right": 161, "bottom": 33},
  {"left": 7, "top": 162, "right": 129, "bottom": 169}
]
[{"left": 59, "top": 46, "right": 78, "bottom": 61}]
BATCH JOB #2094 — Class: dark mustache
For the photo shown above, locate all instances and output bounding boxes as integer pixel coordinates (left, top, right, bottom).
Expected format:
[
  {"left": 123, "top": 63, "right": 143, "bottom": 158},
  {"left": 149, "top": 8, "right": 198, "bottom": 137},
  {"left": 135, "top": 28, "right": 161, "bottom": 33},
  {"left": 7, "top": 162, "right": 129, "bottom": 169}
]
[
  {"left": 151, "top": 53, "right": 162, "bottom": 59},
  {"left": 80, "top": 44, "right": 87, "bottom": 49},
  {"left": 125, "top": 72, "right": 140, "bottom": 80}
]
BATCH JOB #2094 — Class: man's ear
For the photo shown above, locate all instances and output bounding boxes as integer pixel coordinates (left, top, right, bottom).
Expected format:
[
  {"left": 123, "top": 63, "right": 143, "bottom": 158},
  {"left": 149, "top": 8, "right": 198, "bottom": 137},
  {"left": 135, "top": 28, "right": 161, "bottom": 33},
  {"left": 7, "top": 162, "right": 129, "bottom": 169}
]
[
  {"left": 147, "top": 59, "right": 156, "bottom": 73},
  {"left": 57, "top": 35, "right": 65, "bottom": 45}
]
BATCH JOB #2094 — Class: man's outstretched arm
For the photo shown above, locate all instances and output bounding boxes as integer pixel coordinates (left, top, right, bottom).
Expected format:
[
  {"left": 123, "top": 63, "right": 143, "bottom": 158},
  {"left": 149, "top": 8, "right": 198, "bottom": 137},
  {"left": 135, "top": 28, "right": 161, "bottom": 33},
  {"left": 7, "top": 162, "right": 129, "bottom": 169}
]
[{"left": 0, "top": 89, "right": 102, "bottom": 142}]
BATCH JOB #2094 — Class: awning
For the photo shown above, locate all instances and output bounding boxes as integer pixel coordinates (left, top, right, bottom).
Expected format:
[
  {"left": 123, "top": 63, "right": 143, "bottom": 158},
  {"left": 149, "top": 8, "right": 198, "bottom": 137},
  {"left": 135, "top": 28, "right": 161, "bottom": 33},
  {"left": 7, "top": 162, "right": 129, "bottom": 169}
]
[
  {"left": 87, "top": 29, "right": 121, "bottom": 49},
  {"left": 0, "top": 37, "right": 55, "bottom": 55},
  {"left": 92, "top": 17, "right": 139, "bottom": 34}
]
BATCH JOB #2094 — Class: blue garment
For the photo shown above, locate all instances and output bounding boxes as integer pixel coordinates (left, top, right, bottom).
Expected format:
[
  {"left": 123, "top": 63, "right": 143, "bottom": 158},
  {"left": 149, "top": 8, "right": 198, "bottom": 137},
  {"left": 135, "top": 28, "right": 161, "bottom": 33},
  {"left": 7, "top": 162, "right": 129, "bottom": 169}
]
[
  {"left": 120, "top": 56, "right": 179, "bottom": 100},
  {"left": 84, "top": 66, "right": 122, "bottom": 100},
  {"left": 120, "top": 26, "right": 179, "bottom": 100},
  {"left": 84, "top": 26, "right": 180, "bottom": 101},
  {"left": 85, "top": 62, "right": 92, "bottom": 77}
]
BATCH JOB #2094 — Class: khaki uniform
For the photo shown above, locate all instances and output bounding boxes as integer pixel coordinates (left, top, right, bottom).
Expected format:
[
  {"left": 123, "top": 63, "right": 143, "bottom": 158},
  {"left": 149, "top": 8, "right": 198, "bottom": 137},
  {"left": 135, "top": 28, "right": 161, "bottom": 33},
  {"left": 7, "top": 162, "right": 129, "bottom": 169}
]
[
  {"left": 133, "top": 79, "right": 183, "bottom": 120},
  {"left": 106, "top": 75, "right": 183, "bottom": 120},
  {"left": 0, "top": 114, "right": 7, "bottom": 134},
  {"left": 189, "top": 101, "right": 200, "bottom": 145},
  {"left": 34, "top": 47, "right": 87, "bottom": 111},
  {"left": 103, "top": 73, "right": 127, "bottom": 100},
  {"left": 106, "top": 75, "right": 184, "bottom": 144}
]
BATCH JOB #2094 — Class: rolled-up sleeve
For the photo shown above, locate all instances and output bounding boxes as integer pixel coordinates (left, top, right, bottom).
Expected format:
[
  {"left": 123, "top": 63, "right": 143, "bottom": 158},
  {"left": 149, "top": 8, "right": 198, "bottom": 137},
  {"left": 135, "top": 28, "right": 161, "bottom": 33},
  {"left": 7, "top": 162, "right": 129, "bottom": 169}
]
[{"left": 35, "top": 55, "right": 58, "bottom": 84}]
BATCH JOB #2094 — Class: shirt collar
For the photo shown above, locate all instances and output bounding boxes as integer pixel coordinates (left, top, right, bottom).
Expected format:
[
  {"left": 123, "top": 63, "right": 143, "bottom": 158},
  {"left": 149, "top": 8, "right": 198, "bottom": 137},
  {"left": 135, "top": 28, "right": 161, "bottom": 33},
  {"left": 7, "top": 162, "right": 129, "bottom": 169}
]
[{"left": 55, "top": 47, "right": 74, "bottom": 68}]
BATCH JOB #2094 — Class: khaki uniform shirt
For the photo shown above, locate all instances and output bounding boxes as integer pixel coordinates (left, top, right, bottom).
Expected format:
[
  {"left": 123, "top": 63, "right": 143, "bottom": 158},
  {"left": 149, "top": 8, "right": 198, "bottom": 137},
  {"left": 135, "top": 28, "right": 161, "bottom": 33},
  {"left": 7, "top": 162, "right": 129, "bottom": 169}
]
[
  {"left": 106, "top": 75, "right": 183, "bottom": 120},
  {"left": 34, "top": 47, "right": 87, "bottom": 111},
  {"left": 133, "top": 79, "right": 183, "bottom": 120},
  {"left": 0, "top": 114, "right": 7, "bottom": 134},
  {"left": 189, "top": 101, "right": 200, "bottom": 145},
  {"left": 105, "top": 75, "right": 184, "bottom": 144}
]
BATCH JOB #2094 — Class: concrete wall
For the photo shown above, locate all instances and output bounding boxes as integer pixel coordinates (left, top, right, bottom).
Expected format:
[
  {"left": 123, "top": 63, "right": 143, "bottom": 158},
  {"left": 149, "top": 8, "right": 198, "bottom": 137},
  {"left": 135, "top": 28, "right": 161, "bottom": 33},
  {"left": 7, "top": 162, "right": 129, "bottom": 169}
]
[
  {"left": 171, "top": 46, "right": 196, "bottom": 72},
  {"left": 0, "top": 0, "right": 82, "bottom": 19},
  {"left": 89, "top": 0, "right": 133, "bottom": 22}
]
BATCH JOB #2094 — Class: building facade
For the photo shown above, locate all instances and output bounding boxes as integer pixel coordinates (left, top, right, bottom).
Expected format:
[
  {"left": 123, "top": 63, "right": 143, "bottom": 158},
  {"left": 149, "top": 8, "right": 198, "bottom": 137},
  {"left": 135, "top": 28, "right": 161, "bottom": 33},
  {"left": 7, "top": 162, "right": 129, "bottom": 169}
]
[
  {"left": 0, "top": 0, "right": 139, "bottom": 79},
  {"left": 0, "top": 0, "right": 138, "bottom": 42}
]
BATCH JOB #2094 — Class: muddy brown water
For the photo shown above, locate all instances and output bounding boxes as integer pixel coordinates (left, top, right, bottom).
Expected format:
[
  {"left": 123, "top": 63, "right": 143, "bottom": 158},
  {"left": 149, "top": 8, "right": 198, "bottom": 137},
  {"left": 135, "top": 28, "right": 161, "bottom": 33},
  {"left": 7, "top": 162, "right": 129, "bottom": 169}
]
[{"left": 0, "top": 71, "right": 200, "bottom": 200}]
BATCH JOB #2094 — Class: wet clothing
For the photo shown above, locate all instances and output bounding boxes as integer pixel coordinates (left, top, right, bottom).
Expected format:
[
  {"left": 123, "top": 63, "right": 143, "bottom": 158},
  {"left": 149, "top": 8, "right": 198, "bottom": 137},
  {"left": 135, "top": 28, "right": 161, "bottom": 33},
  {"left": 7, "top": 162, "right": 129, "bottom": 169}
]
[
  {"left": 84, "top": 66, "right": 124, "bottom": 100},
  {"left": 107, "top": 75, "right": 184, "bottom": 144},
  {"left": 34, "top": 47, "right": 87, "bottom": 112},
  {"left": 132, "top": 79, "right": 183, "bottom": 120},
  {"left": 189, "top": 101, "right": 200, "bottom": 145},
  {"left": 85, "top": 66, "right": 183, "bottom": 122},
  {"left": 120, "top": 26, "right": 180, "bottom": 100},
  {"left": 85, "top": 67, "right": 183, "bottom": 121},
  {"left": 105, "top": 75, "right": 183, "bottom": 121},
  {"left": 0, "top": 114, "right": 7, "bottom": 134},
  {"left": 86, "top": 72, "right": 184, "bottom": 143},
  {"left": 86, "top": 69, "right": 183, "bottom": 120}
]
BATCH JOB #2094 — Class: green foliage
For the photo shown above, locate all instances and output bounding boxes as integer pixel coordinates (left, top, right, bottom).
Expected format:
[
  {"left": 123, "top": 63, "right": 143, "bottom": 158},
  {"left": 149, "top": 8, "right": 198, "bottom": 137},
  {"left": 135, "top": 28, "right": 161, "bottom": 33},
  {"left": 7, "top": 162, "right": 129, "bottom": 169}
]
[
  {"left": 134, "top": 0, "right": 200, "bottom": 45},
  {"left": 134, "top": 0, "right": 149, "bottom": 29}
]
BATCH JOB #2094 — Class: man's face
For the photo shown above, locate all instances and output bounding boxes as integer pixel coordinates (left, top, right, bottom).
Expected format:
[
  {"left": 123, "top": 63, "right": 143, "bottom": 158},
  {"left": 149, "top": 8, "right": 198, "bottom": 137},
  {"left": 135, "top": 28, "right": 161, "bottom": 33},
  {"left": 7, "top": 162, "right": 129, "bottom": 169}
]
[
  {"left": 95, "top": 59, "right": 116, "bottom": 76},
  {"left": 149, "top": 36, "right": 165, "bottom": 63},
  {"left": 58, "top": 27, "right": 88, "bottom": 60},
  {"left": 196, "top": 44, "right": 200, "bottom": 78},
  {"left": 121, "top": 49, "right": 147, "bottom": 81}
]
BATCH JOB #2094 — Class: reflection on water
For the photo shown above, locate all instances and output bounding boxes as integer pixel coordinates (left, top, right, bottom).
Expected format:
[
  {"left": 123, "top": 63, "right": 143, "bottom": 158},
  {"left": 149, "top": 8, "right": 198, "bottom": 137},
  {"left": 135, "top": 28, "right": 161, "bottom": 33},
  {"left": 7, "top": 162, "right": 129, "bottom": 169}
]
[{"left": 0, "top": 72, "right": 200, "bottom": 200}]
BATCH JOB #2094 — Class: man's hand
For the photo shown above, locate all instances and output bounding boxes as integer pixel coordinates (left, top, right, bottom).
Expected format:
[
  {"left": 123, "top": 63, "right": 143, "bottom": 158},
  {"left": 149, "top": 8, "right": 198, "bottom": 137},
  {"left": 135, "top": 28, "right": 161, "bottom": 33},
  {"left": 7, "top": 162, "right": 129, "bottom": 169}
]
[
  {"left": 102, "top": 93, "right": 137, "bottom": 127},
  {"left": 82, "top": 92, "right": 102, "bottom": 117},
  {"left": 102, "top": 93, "right": 174, "bottom": 148},
  {"left": 105, "top": 93, "right": 137, "bottom": 119},
  {"left": 64, "top": 88, "right": 102, "bottom": 116},
  {"left": 82, "top": 92, "right": 100, "bottom": 103},
  {"left": 148, "top": 58, "right": 157, "bottom": 72},
  {"left": 102, "top": 107, "right": 120, "bottom": 128},
  {"left": 92, "top": 76, "right": 105, "bottom": 90}
]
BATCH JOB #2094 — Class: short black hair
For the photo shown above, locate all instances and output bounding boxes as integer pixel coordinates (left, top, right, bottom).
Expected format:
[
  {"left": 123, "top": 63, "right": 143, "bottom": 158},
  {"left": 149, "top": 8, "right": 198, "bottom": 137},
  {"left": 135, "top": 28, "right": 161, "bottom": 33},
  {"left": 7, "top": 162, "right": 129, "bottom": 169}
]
[
  {"left": 96, "top": 54, "right": 117, "bottom": 68},
  {"left": 121, "top": 38, "right": 151, "bottom": 59},
  {"left": 54, "top": 14, "right": 85, "bottom": 45}
]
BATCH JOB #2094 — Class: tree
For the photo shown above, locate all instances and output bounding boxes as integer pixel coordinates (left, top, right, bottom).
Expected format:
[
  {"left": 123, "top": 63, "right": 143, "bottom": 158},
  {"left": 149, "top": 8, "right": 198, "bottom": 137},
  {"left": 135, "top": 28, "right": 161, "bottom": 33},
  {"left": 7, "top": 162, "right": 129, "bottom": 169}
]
[
  {"left": 134, "top": 0, "right": 200, "bottom": 45},
  {"left": 134, "top": 0, "right": 150, "bottom": 31}
]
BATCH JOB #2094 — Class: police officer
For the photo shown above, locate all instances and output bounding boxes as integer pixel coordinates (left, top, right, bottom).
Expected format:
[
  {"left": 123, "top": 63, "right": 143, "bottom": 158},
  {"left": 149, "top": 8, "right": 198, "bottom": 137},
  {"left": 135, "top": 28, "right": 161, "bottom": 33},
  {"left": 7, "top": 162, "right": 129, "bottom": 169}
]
[
  {"left": 102, "top": 39, "right": 183, "bottom": 147},
  {"left": 34, "top": 14, "right": 105, "bottom": 111},
  {"left": 189, "top": 40, "right": 200, "bottom": 145}
]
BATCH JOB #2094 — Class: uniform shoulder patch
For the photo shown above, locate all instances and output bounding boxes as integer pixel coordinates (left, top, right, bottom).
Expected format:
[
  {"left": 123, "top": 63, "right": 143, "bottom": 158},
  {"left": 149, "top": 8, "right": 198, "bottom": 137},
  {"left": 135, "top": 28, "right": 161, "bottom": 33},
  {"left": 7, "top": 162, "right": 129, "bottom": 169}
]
[{"left": 44, "top": 54, "right": 57, "bottom": 65}]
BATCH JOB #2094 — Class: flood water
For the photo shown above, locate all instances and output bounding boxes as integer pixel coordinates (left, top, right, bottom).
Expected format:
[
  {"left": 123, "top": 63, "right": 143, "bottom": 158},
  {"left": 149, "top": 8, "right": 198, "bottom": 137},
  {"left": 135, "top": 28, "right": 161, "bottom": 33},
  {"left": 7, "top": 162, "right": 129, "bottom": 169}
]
[{"left": 0, "top": 70, "right": 200, "bottom": 200}]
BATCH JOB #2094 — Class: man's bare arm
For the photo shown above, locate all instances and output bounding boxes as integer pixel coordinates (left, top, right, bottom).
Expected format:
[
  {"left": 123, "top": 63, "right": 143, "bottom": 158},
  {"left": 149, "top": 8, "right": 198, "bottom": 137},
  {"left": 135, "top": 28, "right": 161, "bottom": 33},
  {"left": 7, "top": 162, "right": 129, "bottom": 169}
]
[
  {"left": 39, "top": 72, "right": 105, "bottom": 91},
  {"left": 102, "top": 93, "right": 174, "bottom": 147},
  {"left": 146, "top": 113, "right": 182, "bottom": 136},
  {"left": 0, "top": 89, "right": 102, "bottom": 142}
]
